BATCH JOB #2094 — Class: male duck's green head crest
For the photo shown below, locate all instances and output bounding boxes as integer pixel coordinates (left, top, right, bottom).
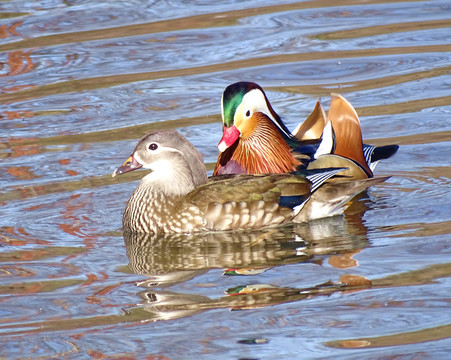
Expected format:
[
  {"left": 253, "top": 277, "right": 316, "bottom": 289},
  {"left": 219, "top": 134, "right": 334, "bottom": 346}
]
[
  {"left": 221, "top": 82, "right": 293, "bottom": 142},
  {"left": 221, "top": 82, "right": 261, "bottom": 128}
]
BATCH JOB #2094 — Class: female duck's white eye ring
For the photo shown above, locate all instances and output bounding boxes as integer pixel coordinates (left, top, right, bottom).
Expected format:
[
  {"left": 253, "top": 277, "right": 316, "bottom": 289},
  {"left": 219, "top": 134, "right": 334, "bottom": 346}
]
[{"left": 148, "top": 143, "right": 158, "bottom": 151}]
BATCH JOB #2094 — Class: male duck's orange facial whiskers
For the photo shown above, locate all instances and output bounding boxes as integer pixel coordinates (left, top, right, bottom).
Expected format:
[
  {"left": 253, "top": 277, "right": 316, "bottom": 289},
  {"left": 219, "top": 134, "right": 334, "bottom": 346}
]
[
  {"left": 233, "top": 113, "right": 300, "bottom": 174},
  {"left": 233, "top": 108, "right": 258, "bottom": 141}
]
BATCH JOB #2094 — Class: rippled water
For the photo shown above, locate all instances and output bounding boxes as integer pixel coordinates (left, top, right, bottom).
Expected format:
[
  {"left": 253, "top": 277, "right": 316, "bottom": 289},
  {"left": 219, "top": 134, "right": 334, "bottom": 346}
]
[{"left": 1, "top": 0, "right": 450, "bottom": 358}]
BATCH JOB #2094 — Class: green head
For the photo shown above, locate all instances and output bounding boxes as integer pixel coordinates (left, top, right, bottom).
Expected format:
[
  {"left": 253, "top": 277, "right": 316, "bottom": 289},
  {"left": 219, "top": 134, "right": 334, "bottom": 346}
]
[
  {"left": 219, "top": 82, "right": 296, "bottom": 152},
  {"left": 221, "top": 82, "right": 260, "bottom": 128}
]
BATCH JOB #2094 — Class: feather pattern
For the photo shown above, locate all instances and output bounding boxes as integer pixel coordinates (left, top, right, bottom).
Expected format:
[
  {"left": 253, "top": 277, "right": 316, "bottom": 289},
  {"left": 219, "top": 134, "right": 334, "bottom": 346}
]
[
  {"left": 327, "top": 94, "right": 373, "bottom": 177},
  {"left": 215, "top": 82, "right": 398, "bottom": 177},
  {"left": 113, "top": 130, "right": 371, "bottom": 234},
  {"left": 214, "top": 113, "right": 300, "bottom": 175}
]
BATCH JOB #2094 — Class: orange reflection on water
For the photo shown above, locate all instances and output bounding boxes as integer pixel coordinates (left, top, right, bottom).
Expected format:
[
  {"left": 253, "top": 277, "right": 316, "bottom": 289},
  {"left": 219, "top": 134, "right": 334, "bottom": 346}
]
[
  {"left": 0, "top": 226, "right": 51, "bottom": 246},
  {"left": 329, "top": 250, "right": 361, "bottom": 269},
  {"left": 0, "top": 21, "right": 22, "bottom": 39},
  {"left": 6, "top": 166, "right": 40, "bottom": 180},
  {"left": 0, "top": 49, "right": 36, "bottom": 77},
  {"left": 1, "top": 110, "right": 33, "bottom": 120},
  {"left": 1, "top": 138, "right": 40, "bottom": 159},
  {"left": 58, "top": 193, "right": 98, "bottom": 248}
]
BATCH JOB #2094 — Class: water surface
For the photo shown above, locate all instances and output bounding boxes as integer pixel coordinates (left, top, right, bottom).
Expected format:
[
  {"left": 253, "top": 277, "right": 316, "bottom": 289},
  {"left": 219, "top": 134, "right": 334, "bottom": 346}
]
[{"left": 1, "top": 0, "right": 450, "bottom": 358}]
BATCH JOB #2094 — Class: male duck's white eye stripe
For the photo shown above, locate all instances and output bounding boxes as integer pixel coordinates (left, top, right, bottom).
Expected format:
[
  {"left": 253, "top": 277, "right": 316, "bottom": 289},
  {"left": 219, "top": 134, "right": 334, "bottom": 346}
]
[{"left": 241, "top": 89, "right": 292, "bottom": 138}]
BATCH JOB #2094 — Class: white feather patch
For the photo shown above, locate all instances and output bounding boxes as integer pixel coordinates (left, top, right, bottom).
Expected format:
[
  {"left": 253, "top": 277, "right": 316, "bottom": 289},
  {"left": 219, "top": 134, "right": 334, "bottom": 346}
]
[
  {"left": 314, "top": 121, "right": 333, "bottom": 158},
  {"left": 240, "top": 89, "right": 292, "bottom": 138}
]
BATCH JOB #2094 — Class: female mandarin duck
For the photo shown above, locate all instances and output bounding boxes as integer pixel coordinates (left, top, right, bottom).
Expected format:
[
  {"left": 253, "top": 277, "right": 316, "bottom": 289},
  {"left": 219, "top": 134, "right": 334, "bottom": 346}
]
[
  {"left": 214, "top": 81, "right": 398, "bottom": 179},
  {"left": 112, "top": 130, "right": 387, "bottom": 233}
]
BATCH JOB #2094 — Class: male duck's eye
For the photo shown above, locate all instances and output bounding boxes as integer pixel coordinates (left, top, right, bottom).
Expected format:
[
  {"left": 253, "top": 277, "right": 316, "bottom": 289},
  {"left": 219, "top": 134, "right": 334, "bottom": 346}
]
[
  {"left": 245, "top": 110, "right": 251, "bottom": 117},
  {"left": 148, "top": 143, "right": 158, "bottom": 151}
]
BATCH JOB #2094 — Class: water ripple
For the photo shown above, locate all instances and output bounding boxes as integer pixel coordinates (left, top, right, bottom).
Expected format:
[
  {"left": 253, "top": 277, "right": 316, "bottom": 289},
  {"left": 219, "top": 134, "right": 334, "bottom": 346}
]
[{"left": 0, "top": 0, "right": 450, "bottom": 358}]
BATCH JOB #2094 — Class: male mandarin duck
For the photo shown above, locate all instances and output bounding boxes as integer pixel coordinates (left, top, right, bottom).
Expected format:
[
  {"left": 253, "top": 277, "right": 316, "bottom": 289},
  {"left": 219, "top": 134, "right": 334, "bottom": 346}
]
[
  {"left": 214, "top": 81, "right": 398, "bottom": 178},
  {"left": 112, "top": 130, "right": 387, "bottom": 233}
]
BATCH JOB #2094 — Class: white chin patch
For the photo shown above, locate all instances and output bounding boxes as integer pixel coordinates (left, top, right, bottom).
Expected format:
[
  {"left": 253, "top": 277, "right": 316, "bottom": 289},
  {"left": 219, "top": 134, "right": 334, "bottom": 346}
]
[
  {"left": 133, "top": 152, "right": 144, "bottom": 166},
  {"left": 314, "top": 121, "right": 333, "bottom": 158},
  {"left": 218, "top": 140, "right": 228, "bottom": 153},
  {"left": 142, "top": 159, "right": 173, "bottom": 181}
]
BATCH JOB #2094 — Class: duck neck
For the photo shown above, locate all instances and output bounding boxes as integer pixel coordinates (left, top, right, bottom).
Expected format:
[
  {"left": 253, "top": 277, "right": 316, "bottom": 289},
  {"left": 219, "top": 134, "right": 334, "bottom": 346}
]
[
  {"left": 142, "top": 159, "right": 199, "bottom": 197},
  {"left": 123, "top": 160, "right": 198, "bottom": 233}
]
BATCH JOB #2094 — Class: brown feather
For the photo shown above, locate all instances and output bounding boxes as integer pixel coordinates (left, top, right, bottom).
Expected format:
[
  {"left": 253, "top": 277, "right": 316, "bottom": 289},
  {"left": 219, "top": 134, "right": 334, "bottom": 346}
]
[
  {"left": 292, "top": 100, "right": 326, "bottom": 141},
  {"left": 215, "top": 112, "right": 300, "bottom": 175},
  {"left": 328, "top": 94, "right": 373, "bottom": 176}
]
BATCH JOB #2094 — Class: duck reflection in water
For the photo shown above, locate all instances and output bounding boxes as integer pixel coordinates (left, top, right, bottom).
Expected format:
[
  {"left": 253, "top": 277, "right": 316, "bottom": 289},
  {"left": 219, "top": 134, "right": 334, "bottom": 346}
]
[{"left": 122, "top": 216, "right": 373, "bottom": 321}]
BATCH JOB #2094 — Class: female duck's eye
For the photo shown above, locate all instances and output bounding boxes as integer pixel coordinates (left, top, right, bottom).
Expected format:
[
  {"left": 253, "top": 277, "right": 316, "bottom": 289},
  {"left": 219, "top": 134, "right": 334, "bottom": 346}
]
[
  {"left": 148, "top": 143, "right": 158, "bottom": 151},
  {"left": 245, "top": 110, "right": 251, "bottom": 117}
]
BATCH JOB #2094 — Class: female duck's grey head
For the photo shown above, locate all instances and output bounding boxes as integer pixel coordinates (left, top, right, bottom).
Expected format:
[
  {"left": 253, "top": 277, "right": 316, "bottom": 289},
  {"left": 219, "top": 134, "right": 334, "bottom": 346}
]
[{"left": 113, "top": 130, "right": 208, "bottom": 193}]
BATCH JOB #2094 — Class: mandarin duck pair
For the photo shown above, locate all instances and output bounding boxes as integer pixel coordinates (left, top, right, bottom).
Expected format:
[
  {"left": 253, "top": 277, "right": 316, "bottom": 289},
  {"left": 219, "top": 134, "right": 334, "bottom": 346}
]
[{"left": 113, "top": 82, "right": 398, "bottom": 234}]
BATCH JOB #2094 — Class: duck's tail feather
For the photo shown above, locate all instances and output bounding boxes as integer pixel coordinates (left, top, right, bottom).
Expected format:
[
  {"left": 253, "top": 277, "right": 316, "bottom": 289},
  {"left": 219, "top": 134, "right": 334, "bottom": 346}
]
[
  {"left": 366, "top": 144, "right": 399, "bottom": 172},
  {"left": 293, "top": 176, "right": 390, "bottom": 223},
  {"left": 287, "top": 168, "right": 347, "bottom": 216}
]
